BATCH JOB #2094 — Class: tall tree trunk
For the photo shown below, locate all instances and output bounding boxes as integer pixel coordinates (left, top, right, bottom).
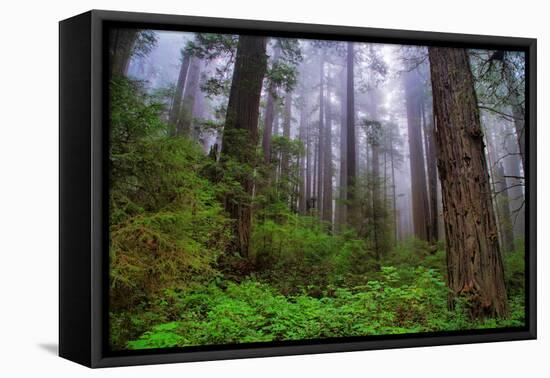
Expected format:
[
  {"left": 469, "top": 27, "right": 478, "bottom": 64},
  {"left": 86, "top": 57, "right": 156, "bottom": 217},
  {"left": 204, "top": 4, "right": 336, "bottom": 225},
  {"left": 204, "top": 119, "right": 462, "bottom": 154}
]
[
  {"left": 262, "top": 46, "right": 282, "bottom": 164},
  {"left": 306, "top": 117, "right": 313, "bottom": 213},
  {"left": 282, "top": 92, "right": 292, "bottom": 172},
  {"left": 312, "top": 138, "right": 318, "bottom": 213},
  {"left": 422, "top": 101, "right": 439, "bottom": 242},
  {"left": 109, "top": 29, "right": 138, "bottom": 77},
  {"left": 317, "top": 54, "right": 325, "bottom": 219},
  {"left": 503, "top": 59, "right": 526, "bottom": 172},
  {"left": 168, "top": 51, "right": 191, "bottom": 133},
  {"left": 485, "top": 126, "right": 511, "bottom": 255},
  {"left": 346, "top": 42, "right": 357, "bottom": 223},
  {"left": 176, "top": 57, "right": 202, "bottom": 137},
  {"left": 503, "top": 122, "right": 525, "bottom": 239},
  {"left": 372, "top": 137, "right": 381, "bottom": 259},
  {"left": 221, "top": 36, "right": 268, "bottom": 258},
  {"left": 281, "top": 91, "right": 292, "bottom": 203},
  {"left": 404, "top": 70, "right": 430, "bottom": 241},
  {"left": 389, "top": 130, "right": 398, "bottom": 245},
  {"left": 322, "top": 79, "right": 333, "bottom": 226},
  {"left": 336, "top": 67, "right": 347, "bottom": 229},
  {"left": 495, "top": 163, "right": 515, "bottom": 253},
  {"left": 429, "top": 47, "right": 508, "bottom": 318},
  {"left": 298, "top": 99, "right": 308, "bottom": 215},
  {"left": 368, "top": 91, "right": 383, "bottom": 260}
]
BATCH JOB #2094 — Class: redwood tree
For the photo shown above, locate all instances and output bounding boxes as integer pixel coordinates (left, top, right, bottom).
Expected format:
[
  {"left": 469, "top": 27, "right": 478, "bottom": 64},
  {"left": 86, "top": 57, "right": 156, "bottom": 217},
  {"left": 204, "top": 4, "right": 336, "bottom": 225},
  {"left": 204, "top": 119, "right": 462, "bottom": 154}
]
[
  {"left": 345, "top": 42, "right": 357, "bottom": 223},
  {"left": 429, "top": 47, "right": 508, "bottom": 318},
  {"left": 262, "top": 46, "right": 282, "bottom": 164},
  {"left": 168, "top": 51, "right": 191, "bottom": 132},
  {"left": 221, "top": 35, "right": 268, "bottom": 258},
  {"left": 404, "top": 69, "right": 430, "bottom": 241},
  {"left": 176, "top": 57, "right": 202, "bottom": 136},
  {"left": 109, "top": 29, "right": 138, "bottom": 77}
]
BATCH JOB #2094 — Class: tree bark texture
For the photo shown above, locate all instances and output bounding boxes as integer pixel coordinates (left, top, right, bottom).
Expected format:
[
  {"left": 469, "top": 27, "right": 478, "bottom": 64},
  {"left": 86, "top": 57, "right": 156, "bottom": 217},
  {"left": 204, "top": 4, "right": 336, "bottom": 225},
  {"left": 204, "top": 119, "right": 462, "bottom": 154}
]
[
  {"left": 221, "top": 35, "right": 268, "bottom": 258},
  {"left": 429, "top": 47, "right": 508, "bottom": 318}
]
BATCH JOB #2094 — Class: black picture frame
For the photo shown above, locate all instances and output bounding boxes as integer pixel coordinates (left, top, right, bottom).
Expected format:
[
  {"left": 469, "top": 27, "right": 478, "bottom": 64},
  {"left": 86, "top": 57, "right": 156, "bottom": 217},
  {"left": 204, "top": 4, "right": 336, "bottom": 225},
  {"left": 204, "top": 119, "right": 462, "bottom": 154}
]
[{"left": 59, "top": 9, "right": 537, "bottom": 368}]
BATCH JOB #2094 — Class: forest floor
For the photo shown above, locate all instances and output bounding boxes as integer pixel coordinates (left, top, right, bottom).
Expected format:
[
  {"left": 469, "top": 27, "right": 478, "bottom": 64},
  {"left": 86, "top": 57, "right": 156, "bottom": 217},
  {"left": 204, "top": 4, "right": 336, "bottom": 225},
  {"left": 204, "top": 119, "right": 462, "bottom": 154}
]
[{"left": 111, "top": 240, "right": 525, "bottom": 350}]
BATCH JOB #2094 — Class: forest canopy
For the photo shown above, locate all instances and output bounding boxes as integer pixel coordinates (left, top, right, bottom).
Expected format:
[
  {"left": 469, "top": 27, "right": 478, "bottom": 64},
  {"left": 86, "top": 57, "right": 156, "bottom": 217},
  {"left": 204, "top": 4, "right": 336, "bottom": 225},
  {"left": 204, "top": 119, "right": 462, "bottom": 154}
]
[{"left": 108, "top": 28, "right": 526, "bottom": 351}]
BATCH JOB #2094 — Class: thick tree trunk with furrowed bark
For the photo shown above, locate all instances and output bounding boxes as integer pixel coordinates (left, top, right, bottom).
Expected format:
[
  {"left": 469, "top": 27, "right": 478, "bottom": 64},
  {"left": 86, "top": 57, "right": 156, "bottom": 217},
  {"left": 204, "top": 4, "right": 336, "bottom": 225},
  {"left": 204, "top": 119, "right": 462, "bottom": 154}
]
[
  {"left": 429, "top": 47, "right": 508, "bottom": 318},
  {"left": 221, "top": 35, "right": 268, "bottom": 259}
]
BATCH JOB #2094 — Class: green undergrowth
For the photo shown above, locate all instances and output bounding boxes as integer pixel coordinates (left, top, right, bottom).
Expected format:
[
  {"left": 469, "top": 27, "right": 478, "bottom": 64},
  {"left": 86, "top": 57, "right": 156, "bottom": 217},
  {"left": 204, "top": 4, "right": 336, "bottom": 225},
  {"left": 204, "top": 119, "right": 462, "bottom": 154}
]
[{"left": 121, "top": 266, "right": 524, "bottom": 350}]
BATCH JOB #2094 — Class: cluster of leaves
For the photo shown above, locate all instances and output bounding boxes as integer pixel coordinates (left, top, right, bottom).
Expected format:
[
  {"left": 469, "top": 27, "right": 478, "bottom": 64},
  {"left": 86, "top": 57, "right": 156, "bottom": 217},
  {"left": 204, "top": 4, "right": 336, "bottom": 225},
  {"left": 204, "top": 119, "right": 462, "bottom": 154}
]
[
  {"left": 265, "top": 38, "right": 304, "bottom": 94},
  {"left": 134, "top": 30, "right": 158, "bottom": 58},
  {"left": 125, "top": 267, "right": 524, "bottom": 349},
  {"left": 470, "top": 49, "right": 525, "bottom": 111}
]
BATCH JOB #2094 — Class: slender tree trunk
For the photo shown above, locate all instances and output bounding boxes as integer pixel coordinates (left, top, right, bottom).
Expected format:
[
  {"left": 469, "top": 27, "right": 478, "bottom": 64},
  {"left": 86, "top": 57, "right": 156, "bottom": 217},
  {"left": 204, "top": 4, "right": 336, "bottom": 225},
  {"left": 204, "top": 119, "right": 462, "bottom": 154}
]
[
  {"left": 280, "top": 91, "right": 292, "bottom": 204},
  {"left": 495, "top": 163, "right": 515, "bottom": 252},
  {"left": 429, "top": 47, "right": 508, "bottom": 318},
  {"left": 404, "top": 70, "right": 430, "bottom": 241},
  {"left": 168, "top": 51, "right": 191, "bottom": 133},
  {"left": 346, "top": 42, "right": 357, "bottom": 222},
  {"left": 503, "top": 122, "right": 525, "bottom": 239},
  {"left": 484, "top": 126, "right": 505, "bottom": 254},
  {"left": 336, "top": 67, "right": 348, "bottom": 229},
  {"left": 389, "top": 130, "right": 398, "bottom": 245},
  {"left": 317, "top": 54, "right": 325, "bottom": 219},
  {"left": 368, "top": 91, "right": 384, "bottom": 260},
  {"left": 306, "top": 118, "right": 313, "bottom": 213},
  {"left": 503, "top": 59, "right": 526, "bottom": 172},
  {"left": 272, "top": 109, "right": 280, "bottom": 137},
  {"left": 282, "top": 92, "right": 292, "bottom": 172},
  {"left": 298, "top": 100, "right": 308, "bottom": 215},
  {"left": 262, "top": 46, "right": 282, "bottom": 164},
  {"left": 372, "top": 136, "right": 381, "bottom": 259},
  {"left": 176, "top": 57, "right": 202, "bottom": 137},
  {"left": 322, "top": 79, "right": 333, "bottom": 227},
  {"left": 422, "top": 101, "right": 439, "bottom": 242},
  {"left": 221, "top": 35, "right": 268, "bottom": 258}
]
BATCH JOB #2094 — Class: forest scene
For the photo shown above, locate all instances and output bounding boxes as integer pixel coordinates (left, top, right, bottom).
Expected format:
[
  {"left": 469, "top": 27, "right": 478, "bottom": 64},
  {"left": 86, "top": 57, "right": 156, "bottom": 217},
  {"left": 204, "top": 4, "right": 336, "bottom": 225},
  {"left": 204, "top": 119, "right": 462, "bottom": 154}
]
[{"left": 108, "top": 28, "right": 526, "bottom": 351}]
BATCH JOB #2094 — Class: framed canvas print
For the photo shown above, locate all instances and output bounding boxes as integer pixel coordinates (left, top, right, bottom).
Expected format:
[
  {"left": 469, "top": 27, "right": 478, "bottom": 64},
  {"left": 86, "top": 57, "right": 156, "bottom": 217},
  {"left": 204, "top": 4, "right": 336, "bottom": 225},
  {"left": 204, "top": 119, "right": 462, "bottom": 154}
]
[{"left": 59, "top": 10, "right": 536, "bottom": 368}]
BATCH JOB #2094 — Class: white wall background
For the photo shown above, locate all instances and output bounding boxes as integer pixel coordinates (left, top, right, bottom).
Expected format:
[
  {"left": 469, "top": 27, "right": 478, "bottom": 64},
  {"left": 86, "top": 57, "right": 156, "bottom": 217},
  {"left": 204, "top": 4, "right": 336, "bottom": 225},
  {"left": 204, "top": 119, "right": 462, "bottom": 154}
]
[{"left": 0, "top": 0, "right": 546, "bottom": 376}]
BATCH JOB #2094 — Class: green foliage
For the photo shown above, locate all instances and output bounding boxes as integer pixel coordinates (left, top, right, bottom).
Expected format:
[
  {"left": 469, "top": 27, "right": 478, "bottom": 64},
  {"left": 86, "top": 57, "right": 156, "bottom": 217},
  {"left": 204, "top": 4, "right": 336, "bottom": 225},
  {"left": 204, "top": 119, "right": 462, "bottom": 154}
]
[
  {"left": 108, "top": 59, "right": 526, "bottom": 352},
  {"left": 186, "top": 34, "right": 239, "bottom": 99},
  {"left": 109, "top": 76, "right": 231, "bottom": 349},
  {"left": 134, "top": 30, "right": 158, "bottom": 58},
  {"left": 504, "top": 238, "right": 525, "bottom": 296},
  {"left": 126, "top": 268, "right": 524, "bottom": 349}
]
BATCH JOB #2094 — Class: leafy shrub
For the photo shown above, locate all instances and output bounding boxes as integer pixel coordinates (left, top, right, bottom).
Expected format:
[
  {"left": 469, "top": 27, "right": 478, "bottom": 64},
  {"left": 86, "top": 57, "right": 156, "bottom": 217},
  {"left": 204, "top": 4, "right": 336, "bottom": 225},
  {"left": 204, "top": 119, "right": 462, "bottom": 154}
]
[
  {"left": 108, "top": 77, "right": 231, "bottom": 349},
  {"left": 126, "top": 268, "right": 524, "bottom": 349},
  {"left": 503, "top": 238, "right": 525, "bottom": 296}
]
